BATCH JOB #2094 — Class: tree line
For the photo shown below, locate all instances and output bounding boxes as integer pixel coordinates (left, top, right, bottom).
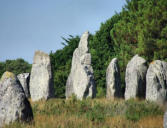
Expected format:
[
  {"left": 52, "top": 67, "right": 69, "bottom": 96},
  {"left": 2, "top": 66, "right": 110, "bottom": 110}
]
[{"left": 1, "top": 0, "right": 167, "bottom": 98}]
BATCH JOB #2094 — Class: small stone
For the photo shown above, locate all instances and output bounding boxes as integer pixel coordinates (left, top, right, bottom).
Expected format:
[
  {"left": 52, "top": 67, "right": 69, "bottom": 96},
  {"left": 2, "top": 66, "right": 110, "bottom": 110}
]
[
  {"left": 164, "top": 111, "right": 167, "bottom": 128},
  {"left": 106, "top": 58, "right": 121, "bottom": 99},
  {"left": 17, "top": 73, "right": 30, "bottom": 98}
]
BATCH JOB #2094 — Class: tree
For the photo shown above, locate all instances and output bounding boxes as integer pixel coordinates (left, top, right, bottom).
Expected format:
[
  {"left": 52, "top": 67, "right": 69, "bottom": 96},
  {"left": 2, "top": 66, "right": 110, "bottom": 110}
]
[
  {"left": 50, "top": 36, "right": 80, "bottom": 98},
  {"left": 110, "top": 0, "right": 167, "bottom": 94},
  {"left": 0, "top": 62, "right": 5, "bottom": 77},
  {"left": 89, "top": 14, "right": 121, "bottom": 97},
  {"left": 47, "top": 0, "right": 167, "bottom": 98},
  {"left": 0, "top": 58, "right": 31, "bottom": 77}
]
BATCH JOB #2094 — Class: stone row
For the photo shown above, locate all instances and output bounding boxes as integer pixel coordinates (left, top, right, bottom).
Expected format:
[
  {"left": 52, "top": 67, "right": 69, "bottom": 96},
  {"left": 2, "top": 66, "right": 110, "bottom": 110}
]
[
  {"left": 107, "top": 55, "right": 167, "bottom": 105},
  {"left": 1, "top": 31, "right": 167, "bottom": 127}
]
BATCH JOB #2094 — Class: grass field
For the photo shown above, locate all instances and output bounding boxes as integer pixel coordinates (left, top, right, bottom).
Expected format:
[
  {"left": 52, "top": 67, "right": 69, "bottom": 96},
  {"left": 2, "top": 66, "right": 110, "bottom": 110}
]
[{"left": 3, "top": 97, "right": 165, "bottom": 128}]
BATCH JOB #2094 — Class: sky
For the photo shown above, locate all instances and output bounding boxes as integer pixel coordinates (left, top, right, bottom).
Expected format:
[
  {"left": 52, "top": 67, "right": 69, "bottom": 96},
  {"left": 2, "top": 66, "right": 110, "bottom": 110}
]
[{"left": 0, "top": 0, "right": 126, "bottom": 63}]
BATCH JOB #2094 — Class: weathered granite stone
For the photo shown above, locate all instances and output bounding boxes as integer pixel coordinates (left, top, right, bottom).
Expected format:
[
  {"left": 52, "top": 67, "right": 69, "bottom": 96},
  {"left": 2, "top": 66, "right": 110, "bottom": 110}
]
[
  {"left": 164, "top": 110, "right": 167, "bottom": 128},
  {"left": 106, "top": 58, "right": 121, "bottom": 99},
  {"left": 30, "top": 51, "right": 54, "bottom": 101},
  {"left": 125, "top": 55, "right": 148, "bottom": 100},
  {"left": 146, "top": 60, "right": 167, "bottom": 104},
  {"left": 17, "top": 73, "right": 30, "bottom": 98},
  {"left": 0, "top": 71, "right": 33, "bottom": 127},
  {"left": 66, "top": 31, "right": 96, "bottom": 100}
]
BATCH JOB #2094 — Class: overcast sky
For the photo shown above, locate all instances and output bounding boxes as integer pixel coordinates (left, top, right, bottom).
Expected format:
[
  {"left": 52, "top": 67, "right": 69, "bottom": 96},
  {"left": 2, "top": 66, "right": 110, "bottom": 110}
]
[{"left": 0, "top": 0, "right": 126, "bottom": 63}]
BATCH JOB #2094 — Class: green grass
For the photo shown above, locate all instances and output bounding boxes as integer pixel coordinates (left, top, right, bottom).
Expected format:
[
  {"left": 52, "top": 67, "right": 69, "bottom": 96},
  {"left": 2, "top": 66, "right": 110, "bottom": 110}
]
[
  {"left": 3, "top": 98, "right": 165, "bottom": 128},
  {"left": 125, "top": 99, "right": 163, "bottom": 121}
]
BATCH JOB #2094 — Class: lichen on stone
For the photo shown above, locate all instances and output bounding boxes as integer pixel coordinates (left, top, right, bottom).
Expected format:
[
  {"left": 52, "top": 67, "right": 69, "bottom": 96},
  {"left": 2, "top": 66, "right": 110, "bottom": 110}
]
[
  {"left": 33, "top": 50, "right": 50, "bottom": 64},
  {"left": 1, "top": 71, "right": 15, "bottom": 81},
  {"left": 150, "top": 61, "right": 155, "bottom": 64},
  {"left": 35, "top": 50, "right": 49, "bottom": 58}
]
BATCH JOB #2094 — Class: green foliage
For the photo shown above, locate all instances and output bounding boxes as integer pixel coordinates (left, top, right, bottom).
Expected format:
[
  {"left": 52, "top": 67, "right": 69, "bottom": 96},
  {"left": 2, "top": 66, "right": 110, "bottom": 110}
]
[
  {"left": 0, "top": 0, "right": 162, "bottom": 98},
  {"left": 0, "top": 62, "right": 5, "bottom": 77},
  {"left": 50, "top": 0, "right": 167, "bottom": 98},
  {"left": 0, "top": 59, "right": 31, "bottom": 77},
  {"left": 50, "top": 36, "right": 80, "bottom": 98},
  {"left": 89, "top": 14, "right": 121, "bottom": 97},
  {"left": 96, "top": 86, "right": 105, "bottom": 98},
  {"left": 111, "top": 0, "right": 167, "bottom": 84}
]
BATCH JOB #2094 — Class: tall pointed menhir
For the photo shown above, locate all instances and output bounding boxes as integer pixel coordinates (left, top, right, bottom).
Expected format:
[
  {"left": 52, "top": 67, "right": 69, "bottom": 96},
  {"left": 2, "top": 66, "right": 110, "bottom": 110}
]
[{"left": 66, "top": 31, "right": 96, "bottom": 100}]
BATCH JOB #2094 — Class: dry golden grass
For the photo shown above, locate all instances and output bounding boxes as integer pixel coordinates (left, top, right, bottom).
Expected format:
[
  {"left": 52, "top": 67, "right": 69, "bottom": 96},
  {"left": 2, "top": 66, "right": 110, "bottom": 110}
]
[
  {"left": 105, "top": 115, "right": 163, "bottom": 128},
  {"left": 32, "top": 114, "right": 92, "bottom": 128},
  {"left": 105, "top": 116, "right": 136, "bottom": 128},
  {"left": 3, "top": 98, "right": 165, "bottom": 128},
  {"left": 137, "top": 115, "right": 163, "bottom": 128}
]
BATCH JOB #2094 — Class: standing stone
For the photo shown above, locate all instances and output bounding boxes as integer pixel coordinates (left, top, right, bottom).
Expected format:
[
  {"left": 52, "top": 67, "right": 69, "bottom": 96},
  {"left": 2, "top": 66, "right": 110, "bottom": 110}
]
[
  {"left": 66, "top": 31, "right": 96, "bottom": 100},
  {"left": 125, "top": 55, "right": 147, "bottom": 100},
  {"left": 30, "top": 51, "right": 54, "bottom": 101},
  {"left": 106, "top": 58, "right": 121, "bottom": 99},
  {"left": 146, "top": 60, "right": 167, "bottom": 104},
  {"left": 17, "top": 73, "right": 30, "bottom": 98},
  {"left": 0, "top": 72, "right": 33, "bottom": 127},
  {"left": 164, "top": 110, "right": 167, "bottom": 128}
]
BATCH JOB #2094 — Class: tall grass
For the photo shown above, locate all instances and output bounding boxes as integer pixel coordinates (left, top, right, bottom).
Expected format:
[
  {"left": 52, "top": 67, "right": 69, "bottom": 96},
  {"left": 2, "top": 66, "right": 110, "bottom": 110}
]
[{"left": 3, "top": 97, "right": 165, "bottom": 128}]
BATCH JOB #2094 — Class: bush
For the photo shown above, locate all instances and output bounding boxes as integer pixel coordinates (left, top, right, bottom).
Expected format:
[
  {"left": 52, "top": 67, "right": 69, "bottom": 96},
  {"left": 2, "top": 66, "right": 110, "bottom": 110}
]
[{"left": 0, "top": 59, "right": 31, "bottom": 77}]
